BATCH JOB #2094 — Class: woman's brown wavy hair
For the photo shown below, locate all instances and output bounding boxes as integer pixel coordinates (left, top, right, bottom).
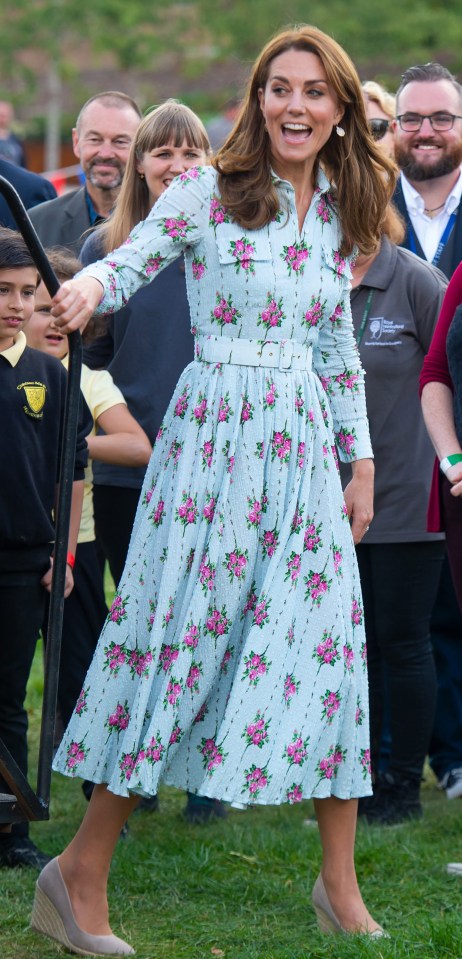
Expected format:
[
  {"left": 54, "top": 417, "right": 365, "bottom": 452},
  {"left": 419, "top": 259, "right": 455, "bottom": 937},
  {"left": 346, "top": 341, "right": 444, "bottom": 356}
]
[{"left": 213, "top": 25, "right": 397, "bottom": 255}]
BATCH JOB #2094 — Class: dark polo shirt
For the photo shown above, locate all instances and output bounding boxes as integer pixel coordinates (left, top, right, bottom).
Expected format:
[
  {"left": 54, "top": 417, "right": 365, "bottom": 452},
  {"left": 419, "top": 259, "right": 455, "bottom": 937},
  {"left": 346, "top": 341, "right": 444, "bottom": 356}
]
[{"left": 340, "top": 237, "right": 447, "bottom": 542}]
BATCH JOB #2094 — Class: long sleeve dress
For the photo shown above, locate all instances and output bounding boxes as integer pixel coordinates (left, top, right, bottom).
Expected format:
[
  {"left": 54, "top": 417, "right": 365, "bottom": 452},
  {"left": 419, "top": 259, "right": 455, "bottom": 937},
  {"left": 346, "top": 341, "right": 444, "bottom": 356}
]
[{"left": 53, "top": 165, "right": 373, "bottom": 804}]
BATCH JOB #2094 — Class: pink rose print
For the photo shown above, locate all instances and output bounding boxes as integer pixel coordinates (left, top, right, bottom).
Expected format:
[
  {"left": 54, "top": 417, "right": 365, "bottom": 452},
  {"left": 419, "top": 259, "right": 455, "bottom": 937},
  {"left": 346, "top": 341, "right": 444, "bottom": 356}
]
[
  {"left": 129, "top": 648, "right": 153, "bottom": 678},
  {"left": 258, "top": 292, "right": 285, "bottom": 330},
  {"left": 75, "top": 687, "right": 88, "bottom": 716},
  {"left": 263, "top": 379, "right": 278, "bottom": 411},
  {"left": 202, "top": 494, "right": 216, "bottom": 524},
  {"left": 271, "top": 427, "right": 292, "bottom": 464},
  {"left": 194, "top": 703, "right": 208, "bottom": 724},
  {"left": 143, "top": 485, "right": 155, "bottom": 507},
  {"left": 331, "top": 249, "right": 347, "bottom": 278},
  {"left": 198, "top": 736, "right": 228, "bottom": 775},
  {"left": 119, "top": 751, "right": 136, "bottom": 782},
  {"left": 224, "top": 548, "right": 248, "bottom": 582},
  {"left": 284, "top": 552, "right": 302, "bottom": 584},
  {"left": 253, "top": 596, "right": 271, "bottom": 628},
  {"left": 304, "top": 570, "right": 332, "bottom": 606},
  {"left": 261, "top": 524, "right": 279, "bottom": 559},
  {"left": 182, "top": 621, "right": 200, "bottom": 650},
  {"left": 283, "top": 672, "right": 300, "bottom": 704},
  {"left": 174, "top": 387, "right": 190, "bottom": 419},
  {"left": 335, "top": 370, "right": 359, "bottom": 394},
  {"left": 294, "top": 386, "right": 305, "bottom": 416},
  {"left": 303, "top": 294, "right": 326, "bottom": 328},
  {"left": 315, "top": 195, "right": 333, "bottom": 225},
  {"left": 291, "top": 505, "right": 304, "bottom": 534},
  {"left": 103, "top": 641, "right": 126, "bottom": 675},
  {"left": 281, "top": 240, "right": 311, "bottom": 274},
  {"left": 162, "top": 596, "right": 175, "bottom": 629},
  {"left": 180, "top": 166, "right": 202, "bottom": 184},
  {"left": 351, "top": 597, "right": 364, "bottom": 628},
  {"left": 108, "top": 593, "right": 129, "bottom": 625},
  {"left": 254, "top": 440, "right": 265, "bottom": 460},
  {"left": 242, "top": 764, "right": 271, "bottom": 798},
  {"left": 242, "top": 711, "right": 271, "bottom": 748},
  {"left": 199, "top": 553, "right": 216, "bottom": 593},
  {"left": 150, "top": 498, "right": 165, "bottom": 528},
  {"left": 163, "top": 677, "right": 183, "bottom": 709},
  {"left": 320, "top": 375, "right": 333, "bottom": 397},
  {"left": 209, "top": 195, "right": 230, "bottom": 228},
  {"left": 65, "top": 739, "right": 88, "bottom": 773},
  {"left": 220, "top": 645, "right": 234, "bottom": 673},
  {"left": 229, "top": 236, "right": 256, "bottom": 274},
  {"left": 246, "top": 495, "right": 267, "bottom": 529},
  {"left": 204, "top": 605, "right": 230, "bottom": 638},
  {"left": 286, "top": 783, "right": 304, "bottom": 804},
  {"left": 316, "top": 745, "right": 347, "bottom": 782},
  {"left": 329, "top": 302, "right": 344, "bottom": 328},
  {"left": 218, "top": 392, "right": 233, "bottom": 423},
  {"left": 200, "top": 437, "right": 214, "bottom": 470},
  {"left": 284, "top": 732, "right": 309, "bottom": 767},
  {"left": 166, "top": 439, "right": 183, "bottom": 470},
  {"left": 360, "top": 640, "right": 368, "bottom": 670},
  {"left": 313, "top": 630, "right": 340, "bottom": 669},
  {"left": 142, "top": 252, "right": 165, "bottom": 276},
  {"left": 341, "top": 502, "right": 349, "bottom": 522},
  {"left": 168, "top": 724, "right": 183, "bottom": 746},
  {"left": 142, "top": 733, "right": 165, "bottom": 767},
  {"left": 297, "top": 441, "right": 305, "bottom": 469},
  {"left": 320, "top": 689, "right": 341, "bottom": 725},
  {"left": 222, "top": 439, "right": 235, "bottom": 474},
  {"left": 360, "top": 747, "right": 371, "bottom": 779},
  {"left": 105, "top": 700, "right": 130, "bottom": 734},
  {"left": 242, "top": 580, "right": 258, "bottom": 616},
  {"left": 332, "top": 544, "right": 343, "bottom": 576},
  {"left": 304, "top": 519, "right": 323, "bottom": 553},
  {"left": 343, "top": 642, "right": 354, "bottom": 672},
  {"left": 192, "top": 256, "right": 206, "bottom": 280},
  {"left": 186, "top": 548, "right": 195, "bottom": 573},
  {"left": 186, "top": 661, "right": 203, "bottom": 693},
  {"left": 211, "top": 291, "right": 241, "bottom": 330},
  {"left": 161, "top": 215, "right": 193, "bottom": 240},
  {"left": 240, "top": 394, "right": 254, "bottom": 425},
  {"left": 336, "top": 427, "right": 357, "bottom": 459},
  {"left": 157, "top": 643, "right": 180, "bottom": 673},
  {"left": 191, "top": 392, "right": 208, "bottom": 428},
  {"left": 242, "top": 650, "right": 271, "bottom": 686},
  {"left": 176, "top": 491, "right": 198, "bottom": 529}
]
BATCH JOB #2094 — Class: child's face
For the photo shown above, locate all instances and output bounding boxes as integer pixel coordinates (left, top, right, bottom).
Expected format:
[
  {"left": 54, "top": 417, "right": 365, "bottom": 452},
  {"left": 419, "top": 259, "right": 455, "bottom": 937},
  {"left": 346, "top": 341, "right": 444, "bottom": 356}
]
[
  {"left": 25, "top": 280, "right": 68, "bottom": 359},
  {"left": 0, "top": 267, "right": 37, "bottom": 352}
]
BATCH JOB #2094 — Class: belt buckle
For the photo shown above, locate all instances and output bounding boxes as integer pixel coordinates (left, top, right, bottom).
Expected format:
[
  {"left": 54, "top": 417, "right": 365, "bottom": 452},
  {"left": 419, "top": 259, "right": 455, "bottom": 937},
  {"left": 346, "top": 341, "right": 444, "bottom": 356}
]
[{"left": 279, "top": 340, "right": 293, "bottom": 370}]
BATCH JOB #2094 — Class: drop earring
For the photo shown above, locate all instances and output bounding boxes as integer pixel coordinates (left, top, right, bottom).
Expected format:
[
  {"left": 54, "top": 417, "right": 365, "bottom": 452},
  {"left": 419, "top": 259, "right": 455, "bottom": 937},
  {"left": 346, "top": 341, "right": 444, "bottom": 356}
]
[
  {"left": 139, "top": 172, "right": 145, "bottom": 179},
  {"left": 336, "top": 125, "right": 345, "bottom": 137}
]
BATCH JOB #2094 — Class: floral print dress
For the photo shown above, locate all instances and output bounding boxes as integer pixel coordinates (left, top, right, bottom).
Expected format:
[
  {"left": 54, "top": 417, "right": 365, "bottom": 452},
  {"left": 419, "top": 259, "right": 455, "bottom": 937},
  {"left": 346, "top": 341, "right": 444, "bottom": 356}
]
[{"left": 54, "top": 166, "right": 373, "bottom": 804}]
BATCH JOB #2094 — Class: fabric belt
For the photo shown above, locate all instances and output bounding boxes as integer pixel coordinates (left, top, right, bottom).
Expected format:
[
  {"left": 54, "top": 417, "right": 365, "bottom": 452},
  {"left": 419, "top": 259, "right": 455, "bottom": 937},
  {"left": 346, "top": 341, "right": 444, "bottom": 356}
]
[{"left": 196, "top": 335, "right": 313, "bottom": 371}]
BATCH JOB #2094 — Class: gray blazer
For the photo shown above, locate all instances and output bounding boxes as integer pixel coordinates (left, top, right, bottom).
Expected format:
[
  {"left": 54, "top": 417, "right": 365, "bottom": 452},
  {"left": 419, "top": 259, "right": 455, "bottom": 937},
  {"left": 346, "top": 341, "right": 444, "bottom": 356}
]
[{"left": 28, "top": 187, "right": 92, "bottom": 255}]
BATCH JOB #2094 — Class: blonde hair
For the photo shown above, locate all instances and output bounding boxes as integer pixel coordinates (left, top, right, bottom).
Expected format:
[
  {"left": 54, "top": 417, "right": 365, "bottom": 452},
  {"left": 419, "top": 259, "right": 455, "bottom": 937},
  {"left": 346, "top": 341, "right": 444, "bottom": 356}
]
[
  {"left": 214, "top": 25, "right": 396, "bottom": 255},
  {"left": 102, "top": 100, "right": 211, "bottom": 253},
  {"left": 362, "top": 81, "right": 396, "bottom": 121}
]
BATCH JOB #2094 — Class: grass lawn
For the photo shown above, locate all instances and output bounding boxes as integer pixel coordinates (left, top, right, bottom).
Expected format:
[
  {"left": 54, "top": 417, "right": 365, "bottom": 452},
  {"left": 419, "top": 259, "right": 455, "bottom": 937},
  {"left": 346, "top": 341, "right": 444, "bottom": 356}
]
[{"left": 2, "top": 636, "right": 462, "bottom": 958}]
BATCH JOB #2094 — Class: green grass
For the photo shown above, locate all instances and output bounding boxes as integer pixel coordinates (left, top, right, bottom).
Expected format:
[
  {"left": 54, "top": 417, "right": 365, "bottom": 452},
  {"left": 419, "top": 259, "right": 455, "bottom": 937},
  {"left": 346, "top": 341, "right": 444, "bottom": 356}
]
[{"left": 2, "top": 630, "right": 462, "bottom": 958}]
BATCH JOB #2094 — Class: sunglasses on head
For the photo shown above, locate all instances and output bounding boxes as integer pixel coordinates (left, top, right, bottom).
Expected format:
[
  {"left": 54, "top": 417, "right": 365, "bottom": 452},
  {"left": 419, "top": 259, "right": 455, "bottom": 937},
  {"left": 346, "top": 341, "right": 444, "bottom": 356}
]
[{"left": 368, "top": 118, "right": 391, "bottom": 141}]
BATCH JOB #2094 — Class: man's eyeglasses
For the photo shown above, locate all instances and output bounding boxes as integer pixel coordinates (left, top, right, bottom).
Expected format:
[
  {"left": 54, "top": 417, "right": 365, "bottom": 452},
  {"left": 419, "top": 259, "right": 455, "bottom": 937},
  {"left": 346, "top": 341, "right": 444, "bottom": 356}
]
[
  {"left": 368, "top": 118, "right": 391, "bottom": 141},
  {"left": 397, "top": 113, "right": 462, "bottom": 132}
]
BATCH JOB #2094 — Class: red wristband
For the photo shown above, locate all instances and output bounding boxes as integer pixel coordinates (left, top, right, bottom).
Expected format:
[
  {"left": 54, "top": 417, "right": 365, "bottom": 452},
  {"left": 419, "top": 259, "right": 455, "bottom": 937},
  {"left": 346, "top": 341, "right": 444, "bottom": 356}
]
[{"left": 66, "top": 551, "right": 76, "bottom": 570}]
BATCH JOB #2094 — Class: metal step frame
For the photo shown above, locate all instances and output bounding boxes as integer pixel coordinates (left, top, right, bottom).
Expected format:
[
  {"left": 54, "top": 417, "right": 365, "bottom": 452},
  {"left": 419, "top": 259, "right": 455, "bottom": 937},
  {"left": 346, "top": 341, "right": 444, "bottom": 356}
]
[{"left": 0, "top": 174, "right": 82, "bottom": 823}]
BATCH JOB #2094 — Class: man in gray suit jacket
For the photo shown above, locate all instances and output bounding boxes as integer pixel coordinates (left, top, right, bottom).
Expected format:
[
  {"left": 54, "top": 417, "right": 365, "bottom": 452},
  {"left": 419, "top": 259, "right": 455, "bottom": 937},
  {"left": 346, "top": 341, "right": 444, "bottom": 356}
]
[{"left": 28, "top": 91, "right": 141, "bottom": 254}]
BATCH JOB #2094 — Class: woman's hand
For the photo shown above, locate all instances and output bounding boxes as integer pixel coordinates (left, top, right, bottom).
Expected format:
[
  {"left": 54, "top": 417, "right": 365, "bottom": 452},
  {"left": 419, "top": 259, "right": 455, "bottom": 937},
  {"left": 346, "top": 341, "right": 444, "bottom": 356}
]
[
  {"left": 51, "top": 276, "right": 104, "bottom": 334},
  {"left": 343, "top": 458, "right": 374, "bottom": 544},
  {"left": 447, "top": 463, "right": 462, "bottom": 497}
]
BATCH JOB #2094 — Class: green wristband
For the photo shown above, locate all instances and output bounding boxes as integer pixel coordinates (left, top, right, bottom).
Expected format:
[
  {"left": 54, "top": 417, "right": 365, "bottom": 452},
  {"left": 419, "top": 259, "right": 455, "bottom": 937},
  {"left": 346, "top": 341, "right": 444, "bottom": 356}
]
[{"left": 440, "top": 454, "right": 462, "bottom": 476}]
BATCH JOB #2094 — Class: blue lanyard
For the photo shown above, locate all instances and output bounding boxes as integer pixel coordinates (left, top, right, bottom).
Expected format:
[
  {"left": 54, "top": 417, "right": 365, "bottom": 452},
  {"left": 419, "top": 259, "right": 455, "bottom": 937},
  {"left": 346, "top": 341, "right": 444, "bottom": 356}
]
[{"left": 408, "top": 211, "right": 457, "bottom": 267}]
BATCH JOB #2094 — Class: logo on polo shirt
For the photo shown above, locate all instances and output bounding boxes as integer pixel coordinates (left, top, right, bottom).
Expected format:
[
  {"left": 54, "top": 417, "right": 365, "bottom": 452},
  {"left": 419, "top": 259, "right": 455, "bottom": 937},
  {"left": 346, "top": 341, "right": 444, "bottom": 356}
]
[
  {"left": 17, "top": 380, "right": 47, "bottom": 418},
  {"left": 365, "top": 317, "right": 404, "bottom": 346}
]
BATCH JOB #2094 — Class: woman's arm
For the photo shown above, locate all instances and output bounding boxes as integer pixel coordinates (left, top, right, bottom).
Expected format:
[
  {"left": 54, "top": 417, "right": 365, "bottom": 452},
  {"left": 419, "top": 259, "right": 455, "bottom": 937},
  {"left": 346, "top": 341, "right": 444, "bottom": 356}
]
[
  {"left": 419, "top": 260, "right": 462, "bottom": 394},
  {"left": 421, "top": 381, "right": 462, "bottom": 496},
  {"left": 88, "top": 403, "right": 152, "bottom": 467},
  {"left": 343, "top": 458, "right": 374, "bottom": 544}
]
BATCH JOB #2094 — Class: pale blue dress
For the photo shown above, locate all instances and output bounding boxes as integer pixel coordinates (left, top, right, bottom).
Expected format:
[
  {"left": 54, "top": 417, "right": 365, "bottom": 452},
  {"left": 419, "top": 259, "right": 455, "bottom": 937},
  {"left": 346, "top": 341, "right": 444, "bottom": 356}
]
[{"left": 54, "top": 166, "right": 373, "bottom": 804}]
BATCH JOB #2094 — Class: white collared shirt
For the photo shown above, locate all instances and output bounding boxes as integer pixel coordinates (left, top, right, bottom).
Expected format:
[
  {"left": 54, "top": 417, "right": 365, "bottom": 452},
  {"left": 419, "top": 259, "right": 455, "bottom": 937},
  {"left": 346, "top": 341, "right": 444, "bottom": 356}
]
[{"left": 400, "top": 168, "right": 462, "bottom": 262}]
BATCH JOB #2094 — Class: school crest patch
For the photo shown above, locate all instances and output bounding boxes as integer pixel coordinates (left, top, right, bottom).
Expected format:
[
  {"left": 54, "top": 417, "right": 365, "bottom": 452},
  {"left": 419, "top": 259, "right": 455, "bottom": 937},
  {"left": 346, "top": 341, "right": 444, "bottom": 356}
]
[{"left": 18, "top": 381, "right": 47, "bottom": 418}]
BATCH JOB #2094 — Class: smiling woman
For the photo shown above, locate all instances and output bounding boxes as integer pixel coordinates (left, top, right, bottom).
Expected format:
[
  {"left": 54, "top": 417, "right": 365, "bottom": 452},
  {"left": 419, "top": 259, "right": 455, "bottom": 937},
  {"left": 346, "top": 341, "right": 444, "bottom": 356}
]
[{"left": 32, "top": 25, "right": 396, "bottom": 957}]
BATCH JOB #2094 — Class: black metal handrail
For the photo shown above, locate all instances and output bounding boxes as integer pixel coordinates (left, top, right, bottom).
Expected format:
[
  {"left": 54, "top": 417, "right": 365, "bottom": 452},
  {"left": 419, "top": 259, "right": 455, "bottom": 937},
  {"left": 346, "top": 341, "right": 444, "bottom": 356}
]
[{"left": 0, "top": 174, "right": 82, "bottom": 821}]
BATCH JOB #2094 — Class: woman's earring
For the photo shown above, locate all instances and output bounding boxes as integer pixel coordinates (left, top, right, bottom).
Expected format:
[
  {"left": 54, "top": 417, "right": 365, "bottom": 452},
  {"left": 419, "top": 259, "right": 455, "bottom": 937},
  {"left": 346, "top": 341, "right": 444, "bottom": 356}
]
[
  {"left": 336, "top": 125, "right": 346, "bottom": 137},
  {"left": 139, "top": 172, "right": 145, "bottom": 179}
]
